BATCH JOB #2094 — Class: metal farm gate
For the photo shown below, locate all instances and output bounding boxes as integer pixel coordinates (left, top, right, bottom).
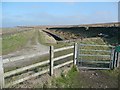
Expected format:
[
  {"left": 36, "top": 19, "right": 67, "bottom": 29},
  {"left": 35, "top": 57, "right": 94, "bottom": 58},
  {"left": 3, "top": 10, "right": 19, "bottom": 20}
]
[{"left": 76, "top": 44, "right": 119, "bottom": 70}]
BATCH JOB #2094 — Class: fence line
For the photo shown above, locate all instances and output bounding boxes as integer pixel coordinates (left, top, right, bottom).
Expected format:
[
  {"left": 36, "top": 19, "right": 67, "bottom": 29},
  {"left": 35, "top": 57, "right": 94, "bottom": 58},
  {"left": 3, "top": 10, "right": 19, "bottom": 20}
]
[
  {"left": 53, "top": 53, "right": 73, "bottom": 62},
  {"left": 6, "top": 69, "right": 49, "bottom": 87},
  {"left": 54, "top": 60, "right": 73, "bottom": 69},
  {"left": 80, "top": 49, "right": 111, "bottom": 53},
  {"left": 79, "top": 54, "right": 110, "bottom": 57},
  {"left": 78, "top": 67, "right": 110, "bottom": 70},
  {"left": 1, "top": 44, "right": 75, "bottom": 88},
  {"left": 73, "top": 43, "right": 77, "bottom": 65},
  {"left": 54, "top": 46, "right": 74, "bottom": 52},
  {"left": 3, "top": 51, "right": 49, "bottom": 64},
  {"left": 1, "top": 43, "right": 119, "bottom": 88},
  {"left": 78, "top": 43, "right": 119, "bottom": 70},
  {"left": 80, "top": 60, "right": 110, "bottom": 63},
  {"left": 4, "top": 60, "right": 50, "bottom": 78},
  {"left": 80, "top": 44, "right": 114, "bottom": 47},
  {"left": 3, "top": 45, "right": 74, "bottom": 64},
  {"left": 50, "top": 46, "right": 54, "bottom": 76}
]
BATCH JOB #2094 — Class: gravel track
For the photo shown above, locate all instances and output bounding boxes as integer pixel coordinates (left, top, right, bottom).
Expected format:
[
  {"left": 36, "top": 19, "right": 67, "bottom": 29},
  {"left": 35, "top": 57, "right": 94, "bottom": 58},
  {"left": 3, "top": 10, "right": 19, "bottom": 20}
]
[{"left": 3, "top": 30, "right": 49, "bottom": 68}]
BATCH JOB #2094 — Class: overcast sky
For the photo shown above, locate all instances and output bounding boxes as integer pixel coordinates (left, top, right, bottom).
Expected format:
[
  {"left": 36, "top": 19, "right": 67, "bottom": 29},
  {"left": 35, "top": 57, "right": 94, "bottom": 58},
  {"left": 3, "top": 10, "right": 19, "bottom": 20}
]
[{"left": 2, "top": 2, "right": 118, "bottom": 27}]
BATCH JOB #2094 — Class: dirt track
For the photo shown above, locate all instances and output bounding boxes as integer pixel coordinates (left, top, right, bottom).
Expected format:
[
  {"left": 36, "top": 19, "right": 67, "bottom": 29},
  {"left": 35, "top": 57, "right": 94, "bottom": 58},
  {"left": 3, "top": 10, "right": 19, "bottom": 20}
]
[
  {"left": 77, "top": 69, "right": 118, "bottom": 88},
  {"left": 3, "top": 30, "right": 49, "bottom": 69}
]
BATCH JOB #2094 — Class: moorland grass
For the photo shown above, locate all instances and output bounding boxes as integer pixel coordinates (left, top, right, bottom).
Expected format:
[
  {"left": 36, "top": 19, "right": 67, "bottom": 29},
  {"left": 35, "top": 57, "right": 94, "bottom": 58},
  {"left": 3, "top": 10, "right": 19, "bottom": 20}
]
[{"left": 2, "top": 30, "right": 35, "bottom": 55}]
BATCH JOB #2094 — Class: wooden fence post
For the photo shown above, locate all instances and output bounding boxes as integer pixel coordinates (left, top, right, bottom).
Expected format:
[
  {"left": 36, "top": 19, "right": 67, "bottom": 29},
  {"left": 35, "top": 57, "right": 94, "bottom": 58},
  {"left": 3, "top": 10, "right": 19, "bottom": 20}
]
[
  {"left": 117, "top": 52, "right": 120, "bottom": 67},
  {"left": 73, "top": 43, "right": 77, "bottom": 65},
  {"left": 50, "top": 46, "right": 54, "bottom": 76},
  {"left": 116, "top": 52, "right": 120, "bottom": 68},
  {"left": 0, "top": 56, "right": 4, "bottom": 89},
  {"left": 114, "top": 51, "right": 118, "bottom": 69},
  {"left": 110, "top": 48, "right": 115, "bottom": 69}
]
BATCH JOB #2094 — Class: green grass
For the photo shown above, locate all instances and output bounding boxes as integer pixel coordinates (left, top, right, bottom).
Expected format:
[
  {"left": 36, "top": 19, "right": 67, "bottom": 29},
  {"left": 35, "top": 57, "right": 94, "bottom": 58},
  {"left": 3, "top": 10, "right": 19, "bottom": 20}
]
[
  {"left": 2, "top": 30, "right": 35, "bottom": 55},
  {"left": 38, "top": 30, "right": 56, "bottom": 45},
  {"left": 52, "top": 65, "right": 86, "bottom": 88}
]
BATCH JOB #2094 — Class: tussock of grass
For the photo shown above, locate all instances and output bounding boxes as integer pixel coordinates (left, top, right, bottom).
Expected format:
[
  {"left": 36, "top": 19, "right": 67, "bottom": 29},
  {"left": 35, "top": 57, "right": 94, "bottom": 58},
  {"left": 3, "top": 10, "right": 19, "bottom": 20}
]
[{"left": 52, "top": 66, "right": 85, "bottom": 88}]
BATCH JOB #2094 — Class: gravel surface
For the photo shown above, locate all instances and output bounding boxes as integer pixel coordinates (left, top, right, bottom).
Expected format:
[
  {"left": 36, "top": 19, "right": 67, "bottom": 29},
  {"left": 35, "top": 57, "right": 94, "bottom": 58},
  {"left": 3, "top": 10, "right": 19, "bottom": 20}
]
[
  {"left": 3, "top": 31, "right": 49, "bottom": 68},
  {"left": 77, "top": 69, "right": 118, "bottom": 88}
]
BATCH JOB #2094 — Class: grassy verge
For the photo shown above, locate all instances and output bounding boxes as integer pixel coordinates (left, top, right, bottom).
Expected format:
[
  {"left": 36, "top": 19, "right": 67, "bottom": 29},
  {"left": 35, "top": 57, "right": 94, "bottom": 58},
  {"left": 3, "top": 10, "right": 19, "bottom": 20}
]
[
  {"left": 51, "top": 65, "right": 86, "bottom": 88},
  {"left": 38, "top": 30, "right": 56, "bottom": 45},
  {"left": 2, "top": 30, "right": 35, "bottom": 55}
]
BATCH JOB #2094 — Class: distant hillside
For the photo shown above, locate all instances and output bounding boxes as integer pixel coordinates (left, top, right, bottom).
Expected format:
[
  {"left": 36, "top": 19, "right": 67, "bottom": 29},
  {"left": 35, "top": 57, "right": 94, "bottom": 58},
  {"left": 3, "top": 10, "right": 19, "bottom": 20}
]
[
  {"left": 16, "top": 22, "right": 120, "bottom": 29},
  {"left": 78, "top": 22, "right": 120, "bottom": 27},
  {"left": 48, "top": 22, "right": 120, "bottom": 29}
]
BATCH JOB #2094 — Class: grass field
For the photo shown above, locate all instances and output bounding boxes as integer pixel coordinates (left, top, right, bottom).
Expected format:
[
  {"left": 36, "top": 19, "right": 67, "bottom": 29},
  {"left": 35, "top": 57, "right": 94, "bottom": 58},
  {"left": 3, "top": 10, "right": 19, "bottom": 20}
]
[
  {"left": 2, "top": 30, "right": 36, "bottom": 55},
  {"left": 38, "top": 30, "right": 56, "bottom": 45}
]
